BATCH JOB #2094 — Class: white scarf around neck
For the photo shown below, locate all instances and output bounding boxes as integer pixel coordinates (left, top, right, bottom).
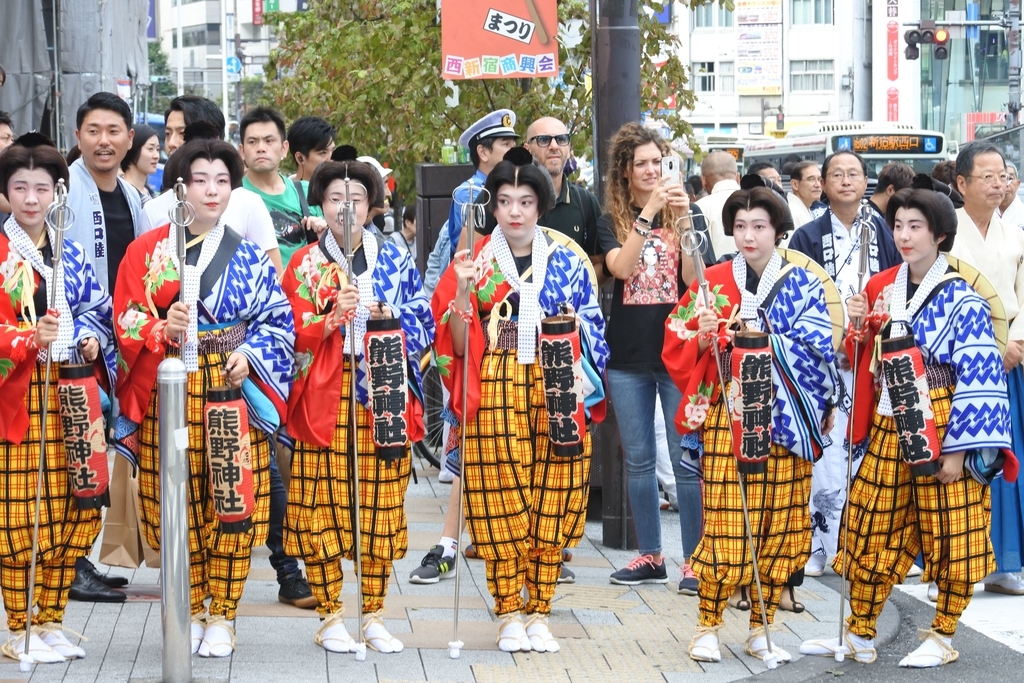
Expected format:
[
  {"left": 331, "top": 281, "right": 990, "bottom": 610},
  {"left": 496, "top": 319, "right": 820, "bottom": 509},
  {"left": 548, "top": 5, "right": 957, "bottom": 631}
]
[
  {"left": 324, "top": 228, "right": 378, "bottom": 354},
  {"left": 170, "top": 221, "right": 225, "bottom": 371},
  {"left": 489, "top": 227, "right": 549, "bottom": 364},
  {"left": 732, "top": 250, "right": 782, "bottom": 330},
  {"left": 878, "top": 253, "right": 948, "bottom": 416},
  {"left": 4, "top": 215, "right": 75, "bottom": 362}
]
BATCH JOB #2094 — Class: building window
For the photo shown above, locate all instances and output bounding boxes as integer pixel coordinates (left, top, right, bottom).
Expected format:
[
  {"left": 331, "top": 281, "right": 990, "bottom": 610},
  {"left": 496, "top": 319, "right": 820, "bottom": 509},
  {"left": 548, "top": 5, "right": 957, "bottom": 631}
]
[
  {"left": 694, "top": 62, "right": 715, "bottom": 92},
  {"left": 171, "top": 23, "right": 221, "bottom": 48},
  {"left": 693, "top": 62, "right": 734, "bottom": 93},
  {"left": 792, "top": 0, "right": 833, "bottom": 25},
  {"left": 790, "top": 60, "right": 835, "bottom": 91},
  {"left": 693, "top": 5, "right": 732, "bottom": 28},
  {"left": 694, "top": 5, "right": 714, "bottom": 28},
  {"left": 718, "top": 61, "right": 735, "bottom": 92}
]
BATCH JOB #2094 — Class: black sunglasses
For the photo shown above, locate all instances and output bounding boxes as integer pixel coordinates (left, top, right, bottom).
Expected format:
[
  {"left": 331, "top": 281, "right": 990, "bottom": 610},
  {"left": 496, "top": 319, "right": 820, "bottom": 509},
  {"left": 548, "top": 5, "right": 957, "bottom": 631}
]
[{"left": 528, "top": 134, "right": 571, "bottom": 147}]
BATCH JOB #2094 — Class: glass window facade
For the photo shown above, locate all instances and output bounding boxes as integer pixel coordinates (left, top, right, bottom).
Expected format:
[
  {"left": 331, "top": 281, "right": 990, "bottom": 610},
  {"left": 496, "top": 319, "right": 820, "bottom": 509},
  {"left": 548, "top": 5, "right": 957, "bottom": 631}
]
[
  {"left": 791, "top": 60, "right": 835, "bottom": 91},
  {"left": 793, "top": 0, "right": 833, "bottom": 25}
]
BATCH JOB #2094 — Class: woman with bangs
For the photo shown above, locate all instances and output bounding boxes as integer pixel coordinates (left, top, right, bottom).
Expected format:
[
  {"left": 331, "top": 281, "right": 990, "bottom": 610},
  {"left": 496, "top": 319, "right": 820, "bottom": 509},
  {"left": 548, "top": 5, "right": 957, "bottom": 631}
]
[
  {"left": 113, "top": 138, "right": 295, "bottom": 658},
  {"left": 432, "top": 152, "right": 608, "bottom": 653},
  {"left": 663, "top": 187, "right": 838, "bottom": 665}
]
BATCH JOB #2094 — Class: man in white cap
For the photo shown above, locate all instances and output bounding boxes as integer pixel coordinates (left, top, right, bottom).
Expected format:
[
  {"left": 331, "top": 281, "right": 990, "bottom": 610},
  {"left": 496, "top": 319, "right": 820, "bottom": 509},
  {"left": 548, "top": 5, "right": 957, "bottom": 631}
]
[
  {"left": 424, "top": 109, "right": 518, "bottom": 294},
  {"left": 357, "top": 155, "right": 396, "bottom": 232}
]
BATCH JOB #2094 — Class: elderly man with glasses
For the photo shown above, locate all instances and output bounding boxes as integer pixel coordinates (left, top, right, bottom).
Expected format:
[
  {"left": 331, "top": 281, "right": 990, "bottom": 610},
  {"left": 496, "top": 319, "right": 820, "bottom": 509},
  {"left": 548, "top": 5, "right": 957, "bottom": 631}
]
[
  {"left": 949, "top": 141, "right": 1024, "bottom": 599},
  {"left": 786, "top": 150, "right": 901, "bottom": 589}
]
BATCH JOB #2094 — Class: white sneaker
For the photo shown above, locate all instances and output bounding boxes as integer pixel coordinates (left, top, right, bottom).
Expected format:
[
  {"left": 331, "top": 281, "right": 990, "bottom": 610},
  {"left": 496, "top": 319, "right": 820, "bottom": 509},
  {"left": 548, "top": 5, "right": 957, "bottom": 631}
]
[
  {"left": 37, "top": 624, "right": 85, "bottom": 659},
  {"left": 746, "top": 627, "right": 792, "bottom": 664},
  {"left": 197, "top": 617, "right": 234, "bottom": 658},
  {"left": 496, "top": 614, "right": 531, "bottom": 652},
  {"left": 983, "top": 572, "right": 1024, "bottom": 595},
  {"left": 805, "top": 554, "right": 827, "bottom": 577},
  {"left": 315, "top": 611, "right": 356, "bottom": 653},
  {"left": 800, "top": 630, "right": 876, "bottom": 663},
  {"left": 688, "top": 625, "right": 721, "bottom": 662},
  {"left": 525, "top": 614, "right": 560, "bottom": 653},
  {"left": 438, "top": 468, "right": 455, "bottom": 483},
  {"left": 191, "top": 615, "right": 205, "bottom": 654},
  {"left": 2, "top": 631, "right": 65, "bottom": 664},
  {"left": 899, "top": 629, "right": 958, "bottom": 668},
  {"left": 363, "top": 611, "right": 404, "bottom": 653},
  {"left": 927, "top": 582, "right": 938, "bottom": 602}
]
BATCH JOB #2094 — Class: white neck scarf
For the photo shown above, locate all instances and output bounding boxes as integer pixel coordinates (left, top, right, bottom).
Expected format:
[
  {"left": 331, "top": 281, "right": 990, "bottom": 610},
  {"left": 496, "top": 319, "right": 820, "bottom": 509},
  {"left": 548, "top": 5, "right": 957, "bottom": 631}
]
[
  {"left": 877, "top": 254, "right": 948, "bottom": 415},
  {"left": 4, "top": 215, "right": 74, "bottom": 362},
  {"left": 170, "top": 221, "right": 225, "bottom": 371},
  {"left": 324, "top": 228, "right": 378, "bottom": 354},
  {"left": 489, "top": 227, "right": 549, "bottom": 364},
  {"left": 732, "top": 251, "right": 783, "bottom": 330}
]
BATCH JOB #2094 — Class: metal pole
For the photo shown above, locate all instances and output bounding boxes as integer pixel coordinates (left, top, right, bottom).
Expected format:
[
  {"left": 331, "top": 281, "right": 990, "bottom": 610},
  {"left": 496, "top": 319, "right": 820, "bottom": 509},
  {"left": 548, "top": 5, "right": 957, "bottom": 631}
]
[
  {"left": 176, "top": 0, "right": 184, "bottom": 95},
  {"left": 221, "top": 0, "right": 230, "bottom": 139},
  {"left": 158, "top": 358, "right": 192, "bottom": 683}
]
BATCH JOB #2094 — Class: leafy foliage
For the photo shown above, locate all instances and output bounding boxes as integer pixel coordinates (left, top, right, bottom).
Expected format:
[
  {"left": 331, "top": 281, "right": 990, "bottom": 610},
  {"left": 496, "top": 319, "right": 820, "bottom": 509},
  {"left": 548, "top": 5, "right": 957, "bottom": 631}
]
[
  {"left": 148, "top": 42, "right": 177, "bottom": 116},
  {"left": 264, "top": 1, "right": 715, "bottom": 197}
]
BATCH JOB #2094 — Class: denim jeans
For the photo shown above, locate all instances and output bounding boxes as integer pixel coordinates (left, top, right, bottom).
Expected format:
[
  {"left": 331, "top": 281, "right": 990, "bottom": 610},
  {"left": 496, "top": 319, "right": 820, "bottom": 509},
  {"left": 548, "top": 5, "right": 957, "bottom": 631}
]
[
  {"left": 267, "top": 454, "right": 299, "bottom": 582},
  {"left": 606, "top": 366, "right": 702, "bottom": 558}
]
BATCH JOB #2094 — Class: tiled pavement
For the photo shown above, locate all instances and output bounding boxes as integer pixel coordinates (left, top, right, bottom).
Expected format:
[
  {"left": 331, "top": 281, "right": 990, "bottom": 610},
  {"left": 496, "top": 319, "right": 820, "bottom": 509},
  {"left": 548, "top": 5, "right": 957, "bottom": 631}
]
[{"left": 0, "top": 460, "right": 894, "bottom": 682}]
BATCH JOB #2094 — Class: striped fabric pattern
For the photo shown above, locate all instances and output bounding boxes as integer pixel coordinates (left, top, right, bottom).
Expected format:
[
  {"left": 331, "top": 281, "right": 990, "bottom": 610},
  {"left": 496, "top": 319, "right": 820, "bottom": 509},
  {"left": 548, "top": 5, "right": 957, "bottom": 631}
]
[
  {"left": 137, "top": 350, "right": 271, "bottom": 619},
  {"left": 836, "top": 385, "right": 995, "bottom": 638},
  {"left": 0, "top": 362, "right": 102, "bottom": 631},
  {"left": 691, "top": 397, "right": 812, "bottom": 628}
]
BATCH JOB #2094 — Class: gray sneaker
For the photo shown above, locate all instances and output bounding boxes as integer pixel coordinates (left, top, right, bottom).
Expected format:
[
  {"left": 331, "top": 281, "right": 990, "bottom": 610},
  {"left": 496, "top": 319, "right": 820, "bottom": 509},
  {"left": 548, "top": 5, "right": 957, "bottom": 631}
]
[{"left": 409, "top": 545, "right": 455, "bottom": 584}]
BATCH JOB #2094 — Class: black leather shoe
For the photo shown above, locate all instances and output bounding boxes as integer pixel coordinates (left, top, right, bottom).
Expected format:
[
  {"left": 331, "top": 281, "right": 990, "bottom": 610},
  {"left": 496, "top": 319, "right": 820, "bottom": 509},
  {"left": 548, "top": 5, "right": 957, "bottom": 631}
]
[
  {"left": 69, "top": 571, "right": 127, "bottom": 602},
  {"left": 77, "top": 559, "right": 129, "bottom": 588}
]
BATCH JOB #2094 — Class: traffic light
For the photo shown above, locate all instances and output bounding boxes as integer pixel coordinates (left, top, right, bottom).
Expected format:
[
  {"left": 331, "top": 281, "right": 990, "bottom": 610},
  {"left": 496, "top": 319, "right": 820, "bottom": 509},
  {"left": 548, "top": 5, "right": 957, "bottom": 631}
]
[
  {"left": 905, "top": 28, "right": 921, "bottom": 60},
  {"left": 934, "top": 27, "right": 951, "bottom": 60},
  {"left": 776, "top": 111, "right": 785, "bottom": 131},
  {"left": 920, "top": 19, "right": 937, "bottom": 44}
]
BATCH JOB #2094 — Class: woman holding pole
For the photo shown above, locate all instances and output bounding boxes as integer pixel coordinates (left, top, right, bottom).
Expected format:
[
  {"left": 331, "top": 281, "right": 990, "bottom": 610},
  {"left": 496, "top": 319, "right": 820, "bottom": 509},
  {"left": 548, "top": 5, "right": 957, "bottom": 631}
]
[
  {"left": 662, "top": 187, "right": 838, "bottom": 665},
  {"left": 113, "top": 139, "right": 294, "bottom": 658},
  {"left": 800, "top": 187, "right": 1015, "bottom": 668},
  {"left": 432, "top": 153, "right": 608, "bottom": 653},
  {"left": 281, "top": 160, "right": 434, "bottom": 655},
  {"left": 0, "top": 137, "right": 115, "bottom": 664}
]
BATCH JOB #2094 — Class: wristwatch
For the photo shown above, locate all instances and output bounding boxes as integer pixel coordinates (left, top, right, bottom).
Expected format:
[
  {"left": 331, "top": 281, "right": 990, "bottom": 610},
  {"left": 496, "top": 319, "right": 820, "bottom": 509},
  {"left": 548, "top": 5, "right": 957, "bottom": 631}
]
[{"left": 634, "top": 215, "right": 653, "bottom": 238}]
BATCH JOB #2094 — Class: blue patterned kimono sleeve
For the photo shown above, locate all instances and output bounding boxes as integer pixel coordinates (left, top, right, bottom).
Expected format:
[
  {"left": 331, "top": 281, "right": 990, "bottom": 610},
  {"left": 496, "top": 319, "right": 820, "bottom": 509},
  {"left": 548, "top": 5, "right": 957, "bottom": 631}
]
[
  {"left": 939, "top": 284, "right": 1011, "bottom": 453},
  {"left": 554, "top": 248, "right": 609, "bottom": 375},
  {"left": 374, "top": 243, "right": 435, "bottom": 396},
  {"left": 231, "top": 243, "right": 296, "bottom": 408},
  {"left": 64, "top": 239, "right": 116, "bottom": 387},
  {"left": 765, "top": 268, "right": 838, "bottom": 462}
]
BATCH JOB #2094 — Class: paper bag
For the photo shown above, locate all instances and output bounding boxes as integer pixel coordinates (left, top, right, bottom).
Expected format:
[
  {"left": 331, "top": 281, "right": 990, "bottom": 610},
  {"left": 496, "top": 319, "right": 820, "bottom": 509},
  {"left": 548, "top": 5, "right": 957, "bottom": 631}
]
[{"left": 99, "top": 456, "right": 160, "bottom": 568}]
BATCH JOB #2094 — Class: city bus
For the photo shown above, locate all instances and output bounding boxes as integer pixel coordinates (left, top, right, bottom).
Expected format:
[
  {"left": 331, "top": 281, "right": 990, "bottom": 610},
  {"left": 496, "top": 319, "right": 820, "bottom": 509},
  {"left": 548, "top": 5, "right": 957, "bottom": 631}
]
[
  {"left": 671, "top": 133, "right": 774, "bottom": 177},
  {"left": 742, "top": 122, "right": 954, "bottom": 179}
]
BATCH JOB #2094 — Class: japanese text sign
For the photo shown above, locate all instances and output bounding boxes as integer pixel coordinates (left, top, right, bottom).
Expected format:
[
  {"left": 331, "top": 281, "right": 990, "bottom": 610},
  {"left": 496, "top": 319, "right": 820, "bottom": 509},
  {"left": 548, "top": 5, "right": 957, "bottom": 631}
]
[{"left": 442, "top": 0, "right": 559, "bottom": 79}]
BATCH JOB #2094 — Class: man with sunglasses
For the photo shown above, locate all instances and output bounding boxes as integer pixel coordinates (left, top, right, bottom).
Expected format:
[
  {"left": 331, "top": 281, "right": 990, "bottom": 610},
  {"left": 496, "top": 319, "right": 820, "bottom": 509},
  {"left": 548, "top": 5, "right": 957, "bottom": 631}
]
[{"left": 525, "top": 117, "right": 603, "bottom": 274}]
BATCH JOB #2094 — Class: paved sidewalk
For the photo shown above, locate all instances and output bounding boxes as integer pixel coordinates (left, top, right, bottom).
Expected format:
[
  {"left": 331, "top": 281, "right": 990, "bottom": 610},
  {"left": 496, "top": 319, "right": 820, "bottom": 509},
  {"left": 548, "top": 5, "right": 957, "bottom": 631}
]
[{"left": 0, "top": 462, "right": 893, "bottom": 682}]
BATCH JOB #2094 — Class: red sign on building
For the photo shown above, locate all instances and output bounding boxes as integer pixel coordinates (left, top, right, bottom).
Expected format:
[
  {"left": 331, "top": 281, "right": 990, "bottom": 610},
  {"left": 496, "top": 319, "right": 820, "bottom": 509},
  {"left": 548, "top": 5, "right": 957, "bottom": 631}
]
[{"left": 253, "top": 0, "right": 264, "bottom": 26}]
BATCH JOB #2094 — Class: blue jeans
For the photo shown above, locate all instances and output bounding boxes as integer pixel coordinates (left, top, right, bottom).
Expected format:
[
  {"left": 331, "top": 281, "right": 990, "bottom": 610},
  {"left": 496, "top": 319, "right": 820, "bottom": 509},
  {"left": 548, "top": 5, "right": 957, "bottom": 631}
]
[
  {"left": 606, "top": 366, "right": 702, "bottom": 558},
  {"left": 267, "top": 454, "right": 299, "bottom": 582}
]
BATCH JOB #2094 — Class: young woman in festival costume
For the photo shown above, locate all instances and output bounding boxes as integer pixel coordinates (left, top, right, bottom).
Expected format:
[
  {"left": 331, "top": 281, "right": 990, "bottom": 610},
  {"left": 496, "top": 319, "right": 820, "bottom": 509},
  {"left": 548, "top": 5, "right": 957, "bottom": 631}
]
[
  {"left": 281, "top": 161, "right": 433, "bottom": 654},
  {"left": 113, "top": 139, "right": 295, "bottom": 658},
  {"left": 662, "top": 187, "right": 838, "bottom": 665},
  {"left": 0, "top": 138, "right": 116, "bottom": 664},
  {"left": 800, "top": 188, "right": 1016, "bottom": 668},
  {"left": 433, "top": 154, "right": 608, "bottom": 653}
]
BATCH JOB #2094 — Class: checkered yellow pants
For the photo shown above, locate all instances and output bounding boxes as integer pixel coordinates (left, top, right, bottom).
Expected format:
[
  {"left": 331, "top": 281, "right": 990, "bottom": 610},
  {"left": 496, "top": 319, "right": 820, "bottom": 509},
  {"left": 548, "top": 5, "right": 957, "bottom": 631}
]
[
  {"left": 136, "top": 351, "right": 271, "bottom": 620},
  {"left": 834, "top": 386, "right": 995, "bottom": 638},
  {"left": 284, "top": 359, "right": 411, "bottom": 616},
  {"left": 462, "top": 350, "right": 591, "bottom": 615},
  {"left": 0, "top": 362, "right": 102, "bottom": 631},
  {"left": 693, "top": 398, "right": 813, "bottom": 628}
]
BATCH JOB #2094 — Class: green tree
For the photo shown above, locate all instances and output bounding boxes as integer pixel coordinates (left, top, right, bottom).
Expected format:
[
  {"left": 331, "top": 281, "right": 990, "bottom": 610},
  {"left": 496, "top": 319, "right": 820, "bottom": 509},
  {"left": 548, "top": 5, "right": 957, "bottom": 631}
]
[
  {"left": 148, "top": 42, "right": 177, "bottom": 116},
  {"left": 265, "top": 1, "right": 714, "bottom": 197}
]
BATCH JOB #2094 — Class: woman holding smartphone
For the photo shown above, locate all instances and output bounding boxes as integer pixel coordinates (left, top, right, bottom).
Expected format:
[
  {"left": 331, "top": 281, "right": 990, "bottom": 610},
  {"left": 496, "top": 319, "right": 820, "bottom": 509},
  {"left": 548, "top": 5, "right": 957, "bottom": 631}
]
[{"left": 597, "top": 122, "right": 705, "bottom": 591}]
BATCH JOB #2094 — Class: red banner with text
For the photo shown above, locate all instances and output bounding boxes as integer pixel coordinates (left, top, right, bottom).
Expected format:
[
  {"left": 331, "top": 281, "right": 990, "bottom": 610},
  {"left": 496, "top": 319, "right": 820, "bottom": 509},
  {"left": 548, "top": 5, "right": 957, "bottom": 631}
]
[{"left": 441, "top": 0, "right": 559, "bottom": 79}]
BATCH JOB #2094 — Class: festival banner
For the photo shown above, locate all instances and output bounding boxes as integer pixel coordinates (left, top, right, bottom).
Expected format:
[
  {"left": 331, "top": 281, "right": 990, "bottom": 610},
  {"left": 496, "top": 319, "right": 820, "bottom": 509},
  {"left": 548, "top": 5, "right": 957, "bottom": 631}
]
[{"left": 441, "top": 0, "right": 559, "bottom": 79}]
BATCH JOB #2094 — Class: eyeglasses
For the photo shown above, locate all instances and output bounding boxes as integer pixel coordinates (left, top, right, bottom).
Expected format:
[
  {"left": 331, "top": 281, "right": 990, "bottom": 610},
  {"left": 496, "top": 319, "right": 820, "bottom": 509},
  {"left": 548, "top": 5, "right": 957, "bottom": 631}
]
[
  {"left": 528, "top": 134, "right": 571, "bottom": 148},
  {"left": 827, "top": 171, "right": 865, "bottom": 182},
  {"left": 967, "top": 173, "right": 1008, "bottom": 185}
]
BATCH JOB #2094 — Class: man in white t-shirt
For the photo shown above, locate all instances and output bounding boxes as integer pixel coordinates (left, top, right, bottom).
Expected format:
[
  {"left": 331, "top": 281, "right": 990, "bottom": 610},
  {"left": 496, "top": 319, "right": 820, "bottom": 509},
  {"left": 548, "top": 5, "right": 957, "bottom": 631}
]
[{"left": 694, "top": 151, "right": 741, "bottom": 258}]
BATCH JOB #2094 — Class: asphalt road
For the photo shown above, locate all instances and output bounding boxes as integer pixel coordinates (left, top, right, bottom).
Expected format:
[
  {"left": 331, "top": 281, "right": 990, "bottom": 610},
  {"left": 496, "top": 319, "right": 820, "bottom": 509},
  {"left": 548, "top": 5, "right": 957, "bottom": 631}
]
[{"left": 742, "top": 573, "right": 1024, "bottom": 683}]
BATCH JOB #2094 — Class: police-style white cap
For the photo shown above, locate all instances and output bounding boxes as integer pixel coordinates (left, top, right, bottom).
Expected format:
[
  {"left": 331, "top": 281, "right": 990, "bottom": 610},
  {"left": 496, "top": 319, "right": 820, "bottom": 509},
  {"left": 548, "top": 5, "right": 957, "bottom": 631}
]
[
  {"left": 458, "top": 109, "right": 519, "bottom": 149},
  {"left": 357, "top": 156, "right": 392, "bottom": 178}
]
